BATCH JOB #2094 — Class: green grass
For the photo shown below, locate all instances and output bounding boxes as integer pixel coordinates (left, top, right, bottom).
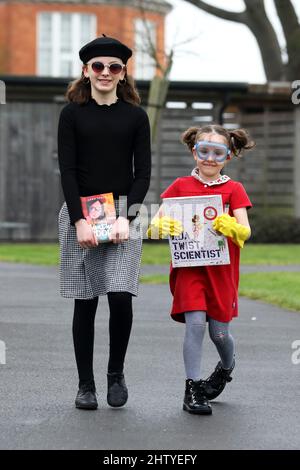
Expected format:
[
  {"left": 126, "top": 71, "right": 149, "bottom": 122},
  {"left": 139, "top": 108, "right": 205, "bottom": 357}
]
[
  {"left": 0, "top": 243, "right": 300, "bottom": 311},
  {"left": 240, "top": 244, "right": 300, "bottom": 265},
  {"left": 0, "top": 243, "right": 59, "bottom": 266},
  {"left": 140, "top": 274, "right": 169, "bottom": 284},
  {"left": 142, "top": 243, "right": 300, "bottom": 266},
  {"left": 140, "top": 272, "right": 300, "bottom": 312},
  {"left": 0, "top": 242, "right": 300, "bottom": 266},
  {"left": 141, "top": 242, "right": 170, "bottom": 264},
  {"left": 239, "top": 272, "right": 300, "bottom": 312}
]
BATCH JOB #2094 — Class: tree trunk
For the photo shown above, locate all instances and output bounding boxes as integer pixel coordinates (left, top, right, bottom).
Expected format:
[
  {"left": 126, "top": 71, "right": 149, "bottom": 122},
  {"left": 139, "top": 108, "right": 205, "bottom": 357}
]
[
  {"left": 274, "top": 0, "right": 300, "bottom": 81},
  {"left": 243, "top": 0, "right": 285, "bottom": 80},
  {"left": 147, "top": 76, "right": 170, "bottom": 143},
  {"left": 185, "top": 0, "right": 286, "bottom": 80}
]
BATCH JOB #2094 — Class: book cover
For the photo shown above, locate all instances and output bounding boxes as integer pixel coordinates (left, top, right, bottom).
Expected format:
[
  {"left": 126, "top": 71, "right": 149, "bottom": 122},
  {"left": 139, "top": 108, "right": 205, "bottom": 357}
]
[
  {"left": 80, "top": 192, "right": 116, "bottom": 243},
  {"left": 162, "top": 195, "right": 230, "bottom": 267}
]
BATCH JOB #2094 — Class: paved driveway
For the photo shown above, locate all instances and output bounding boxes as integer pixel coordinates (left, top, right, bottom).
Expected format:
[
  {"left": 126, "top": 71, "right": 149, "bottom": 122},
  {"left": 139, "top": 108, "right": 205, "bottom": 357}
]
[{"left": 0, "top": 262, "right": 299, "bottom": 450}]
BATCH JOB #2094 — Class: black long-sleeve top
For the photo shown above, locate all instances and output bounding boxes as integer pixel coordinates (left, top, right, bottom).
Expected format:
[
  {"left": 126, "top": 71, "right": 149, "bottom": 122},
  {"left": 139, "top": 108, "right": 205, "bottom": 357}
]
[{"left": 57, "top": 98, "right": 151, "bottom": 225}]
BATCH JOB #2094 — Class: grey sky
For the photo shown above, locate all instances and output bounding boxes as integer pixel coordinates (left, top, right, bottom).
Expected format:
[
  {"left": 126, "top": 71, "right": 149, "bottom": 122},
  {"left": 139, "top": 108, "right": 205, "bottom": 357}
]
[{"left": 166, "top": 0, "right": 300, "bottom": 83}]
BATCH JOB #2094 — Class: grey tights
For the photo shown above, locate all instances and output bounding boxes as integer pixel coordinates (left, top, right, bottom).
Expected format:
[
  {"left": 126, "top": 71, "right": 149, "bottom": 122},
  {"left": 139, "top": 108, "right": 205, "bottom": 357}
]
[{"left": 183, "top": 310, "right": 235, "bottom": 381}]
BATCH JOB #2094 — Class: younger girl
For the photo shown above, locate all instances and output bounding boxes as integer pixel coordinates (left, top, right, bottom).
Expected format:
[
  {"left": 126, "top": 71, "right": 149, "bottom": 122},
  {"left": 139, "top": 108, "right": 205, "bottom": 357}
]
[{"left": 147, "top": 125, "right": 255, "bottom": 414}]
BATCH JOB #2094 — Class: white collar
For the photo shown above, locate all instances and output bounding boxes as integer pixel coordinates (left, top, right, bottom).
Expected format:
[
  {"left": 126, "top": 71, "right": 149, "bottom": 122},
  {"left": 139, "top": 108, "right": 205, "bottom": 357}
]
[{"left": 191, "top": 167, "right": 231, "bottom": 186}]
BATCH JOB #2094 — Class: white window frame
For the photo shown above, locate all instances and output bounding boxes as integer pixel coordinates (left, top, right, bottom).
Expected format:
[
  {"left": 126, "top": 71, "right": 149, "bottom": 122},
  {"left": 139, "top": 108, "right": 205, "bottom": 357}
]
[
  {"left": 37, "top": 12, "right": 96, "bottom": 77},
  {"left": 134, "top": 18, "right": 157, "bottom": 80}
]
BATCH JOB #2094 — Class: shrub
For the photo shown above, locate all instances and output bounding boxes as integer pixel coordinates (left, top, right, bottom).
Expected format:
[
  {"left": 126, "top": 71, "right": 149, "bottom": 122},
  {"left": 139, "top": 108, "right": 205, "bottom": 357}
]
[{"left": 248, "top": 214, "right": 300, "bottom": 243}]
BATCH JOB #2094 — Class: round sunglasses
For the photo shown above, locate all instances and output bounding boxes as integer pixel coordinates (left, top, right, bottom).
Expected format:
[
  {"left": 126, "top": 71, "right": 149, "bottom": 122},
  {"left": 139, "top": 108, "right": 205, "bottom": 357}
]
[{"left": 88, "top": 61, "right": 125, "bottom": 75}]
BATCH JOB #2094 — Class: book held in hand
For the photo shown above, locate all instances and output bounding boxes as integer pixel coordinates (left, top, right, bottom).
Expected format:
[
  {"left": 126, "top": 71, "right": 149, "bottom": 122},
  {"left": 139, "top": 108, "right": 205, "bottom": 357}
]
[
  {"left": 162, "top": 195, "right": 230, "bottom": 267},
  {"left": 80, "top": 192, "right": 116, "bottom": 243}
]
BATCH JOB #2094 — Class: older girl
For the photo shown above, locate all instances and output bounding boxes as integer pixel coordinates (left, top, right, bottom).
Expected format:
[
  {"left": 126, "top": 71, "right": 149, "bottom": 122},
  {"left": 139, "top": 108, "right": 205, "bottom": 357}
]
[{"left": 58, "top": 36, "right": 151, "bottom": 410}]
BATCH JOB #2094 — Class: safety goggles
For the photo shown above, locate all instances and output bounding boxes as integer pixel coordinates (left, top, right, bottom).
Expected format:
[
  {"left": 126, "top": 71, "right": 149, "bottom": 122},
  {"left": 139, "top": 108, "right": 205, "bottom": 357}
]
[
  {"left": 88, "top": 61, "right": 125, "bottom": 75},
  {"left": 193, "top": 141, "right": 230, "bottom": 163}
]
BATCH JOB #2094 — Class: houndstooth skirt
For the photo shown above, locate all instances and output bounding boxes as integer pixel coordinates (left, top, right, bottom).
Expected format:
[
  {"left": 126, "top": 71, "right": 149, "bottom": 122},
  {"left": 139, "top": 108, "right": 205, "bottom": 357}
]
[{"left": 58, "top": 201, "right": 143, "bottom": 299}]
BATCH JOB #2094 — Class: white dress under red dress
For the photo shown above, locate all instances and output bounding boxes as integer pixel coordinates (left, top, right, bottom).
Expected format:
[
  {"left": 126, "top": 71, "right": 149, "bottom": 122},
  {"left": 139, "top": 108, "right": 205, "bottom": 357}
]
[{"left": 160, "top": 169, "right": 252, "bottom": 324}]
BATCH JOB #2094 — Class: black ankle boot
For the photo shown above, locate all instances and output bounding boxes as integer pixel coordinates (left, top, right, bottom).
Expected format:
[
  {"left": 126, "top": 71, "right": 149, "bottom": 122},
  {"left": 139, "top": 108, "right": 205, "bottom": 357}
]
[
  {"left": 183, "top": 379, "right": 212, "bottom": 415},
  {"left": 107, "top": 372, "right": 128, "bottom": 407},
  {"left": 75, "top": 381, "right": 98, "bottom": 410},
  {"left": 203, "top": 358, "right": 235, "bottom": 400}
]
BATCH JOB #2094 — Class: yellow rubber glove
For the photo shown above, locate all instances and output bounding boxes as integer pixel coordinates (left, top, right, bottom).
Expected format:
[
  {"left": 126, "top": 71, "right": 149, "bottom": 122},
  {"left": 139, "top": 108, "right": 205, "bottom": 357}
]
[
  {"left": 146, "top": 216, "right": 183, "bottom": 239},
  {"left": 213, "top": 214, "right": 250, "bottom": 248}
]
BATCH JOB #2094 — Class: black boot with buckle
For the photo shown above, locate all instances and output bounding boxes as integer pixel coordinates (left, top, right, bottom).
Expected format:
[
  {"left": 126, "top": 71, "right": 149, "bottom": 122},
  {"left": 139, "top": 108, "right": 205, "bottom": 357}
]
[
  {"left": 107, "top": 372, "right": 128, "bottom": 407},
  {"left": 183, "top": 379, "right": 212, "bottom": 415},
  {"left": 202, "top": 358, "right": 235, "bottom": 400},
  {"left": 75, "top": 380, "right": 98, "bottom": 410}
]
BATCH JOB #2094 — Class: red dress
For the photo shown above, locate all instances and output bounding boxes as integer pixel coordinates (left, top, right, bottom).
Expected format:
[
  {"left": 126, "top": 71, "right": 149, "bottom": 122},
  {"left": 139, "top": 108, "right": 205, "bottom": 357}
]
[{"left": 160, "top": 175, "right": 252, "bottom": 324}]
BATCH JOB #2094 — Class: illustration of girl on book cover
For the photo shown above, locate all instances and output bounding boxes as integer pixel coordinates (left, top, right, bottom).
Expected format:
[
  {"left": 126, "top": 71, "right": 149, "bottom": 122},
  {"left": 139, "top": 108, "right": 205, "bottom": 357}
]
[
  {"left": 86, "top": 199, "right": 106, "bottom": 225},
  {"left": 80, "top": 193, "right": 116, "bottom": 242}
]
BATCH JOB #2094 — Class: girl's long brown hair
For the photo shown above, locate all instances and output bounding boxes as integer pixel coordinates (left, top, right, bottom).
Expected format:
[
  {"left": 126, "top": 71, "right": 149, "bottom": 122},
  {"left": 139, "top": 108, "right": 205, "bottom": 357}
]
[
  {"left": 66, "top": 70, "right": 141, "bottom": 105},
  {"left": 181, "top": 124, "right": 255, "bottom": 157}
]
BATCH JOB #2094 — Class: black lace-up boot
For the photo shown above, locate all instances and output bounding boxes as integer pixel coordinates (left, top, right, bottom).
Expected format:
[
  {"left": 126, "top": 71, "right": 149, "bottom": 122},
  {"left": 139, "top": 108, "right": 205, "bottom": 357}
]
[
  {"left": 107, "top": 372, "right": 128, "bottom": 407},
  {"left": 203, "top": 358, "right": 235, "bottom": 400},
  {"left": 75, "top": 380, "right": 98, "bottom": 410},
  {"left": 183, "top": 379, "right": 212, "bottom": 415}
]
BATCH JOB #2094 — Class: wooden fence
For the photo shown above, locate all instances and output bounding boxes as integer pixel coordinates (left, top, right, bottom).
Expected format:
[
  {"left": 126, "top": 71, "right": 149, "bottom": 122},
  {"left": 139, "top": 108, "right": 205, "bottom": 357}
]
[{"left": 0, "top": 77, "right": 298, "bottom": 241}]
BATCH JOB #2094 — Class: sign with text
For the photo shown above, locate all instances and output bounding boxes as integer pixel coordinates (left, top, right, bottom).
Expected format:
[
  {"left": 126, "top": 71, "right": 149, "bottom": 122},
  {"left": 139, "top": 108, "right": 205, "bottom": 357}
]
[{"left": 163, "top": 195, "right": 230, "bottom": 268}]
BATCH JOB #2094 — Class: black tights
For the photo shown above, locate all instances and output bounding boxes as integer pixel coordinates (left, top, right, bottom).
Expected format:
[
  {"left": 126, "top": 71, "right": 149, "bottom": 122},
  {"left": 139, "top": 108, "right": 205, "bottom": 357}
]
[{"left": 72, "top": 292, "right": 133, "bottom": 387}]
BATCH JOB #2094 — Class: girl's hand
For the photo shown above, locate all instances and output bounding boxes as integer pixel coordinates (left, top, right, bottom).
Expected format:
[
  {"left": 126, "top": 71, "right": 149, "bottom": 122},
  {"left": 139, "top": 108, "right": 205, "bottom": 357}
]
[
  {"left": 110, "top": 216, "right": 129, "bottom": 243},
  {"left": 213, "top": 213, "right": 250, "bottom": 248},
  {"left": 75, "top": 219, "right": 98, "bottom": 249},
  {"left": 146, "top": 216, "right": 183, "bottom": 239}
]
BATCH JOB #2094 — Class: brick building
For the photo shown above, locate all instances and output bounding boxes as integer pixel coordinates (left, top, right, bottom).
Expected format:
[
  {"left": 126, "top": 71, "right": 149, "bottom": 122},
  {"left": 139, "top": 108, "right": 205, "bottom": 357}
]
[{"left": 0, "top": 0, "right": 171, "bottom": 78}]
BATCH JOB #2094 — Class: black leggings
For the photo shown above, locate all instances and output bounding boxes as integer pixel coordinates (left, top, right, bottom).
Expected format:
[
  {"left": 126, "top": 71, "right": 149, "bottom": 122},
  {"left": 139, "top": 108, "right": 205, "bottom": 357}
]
[{"left": 72, "top": 292, "right": 133, "bottom": 387}]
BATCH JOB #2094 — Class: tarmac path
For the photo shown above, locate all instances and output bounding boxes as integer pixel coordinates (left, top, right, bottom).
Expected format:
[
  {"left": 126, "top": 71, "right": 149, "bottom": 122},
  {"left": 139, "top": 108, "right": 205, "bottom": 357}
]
[{"left": 0, "top": 262, "right": 299, "bottom": 450}]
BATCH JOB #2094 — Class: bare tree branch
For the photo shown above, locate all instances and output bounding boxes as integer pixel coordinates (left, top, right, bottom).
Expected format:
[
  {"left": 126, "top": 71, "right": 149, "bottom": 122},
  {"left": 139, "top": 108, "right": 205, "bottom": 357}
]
[
  {"left": 274, "top": 0, "right": 300, "bottom": 80},
  {"left": 274, "top": 0, "right": 299, "bottom": 32},
  {"left": 137, "top": 2, "right": 164, "bottom": 74},
  {"left": 171, "top": 33, "right": 203, "bottom": 49},
  {"left": 184, "top": 0, "right": 285, "bottom": 80},
  {"left": 243, "top": 0, "right": 284, "bottom": 79},
  {"left": 274, "top": 0, "right": 300, "bottom": 41},
  {"left": 136, "top": 0, "right": 175, "bottom": 80},
  {"left": 244, "top": 0, "right": 265, "bottom": 9},
  {"left": 184, "top": 0, "right": 247, "bottom": 24},
  {"left": 135, "top": 0, "right": 175, "bottom": 143}
]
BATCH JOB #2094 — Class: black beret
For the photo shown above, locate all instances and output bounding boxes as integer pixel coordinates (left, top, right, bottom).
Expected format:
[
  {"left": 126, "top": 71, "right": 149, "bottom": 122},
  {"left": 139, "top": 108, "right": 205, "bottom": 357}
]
[{"left": 79, "top": 35, "right": 132, "bottom": 64}]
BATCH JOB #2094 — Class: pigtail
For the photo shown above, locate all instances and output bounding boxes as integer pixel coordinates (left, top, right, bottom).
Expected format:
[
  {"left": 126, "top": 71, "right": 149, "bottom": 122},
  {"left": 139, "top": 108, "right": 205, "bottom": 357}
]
[
  {"left": 181, "top": 127, "right": 199, "bottom": 152},
  {"left": 229, "top": 128, "right": 255, "bottom": 157},
  {"left": 181, "top": 124, "right": 255, "bottom": 158}
]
